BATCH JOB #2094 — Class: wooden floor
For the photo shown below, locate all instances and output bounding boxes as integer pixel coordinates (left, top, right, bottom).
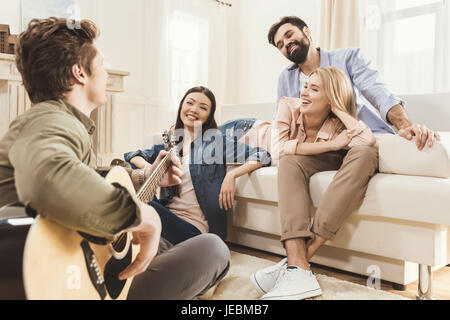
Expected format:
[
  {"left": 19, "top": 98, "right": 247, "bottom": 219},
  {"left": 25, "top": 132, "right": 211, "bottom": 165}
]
[{"left": 228, "top": 243, "right": 450, "bottom": 300}]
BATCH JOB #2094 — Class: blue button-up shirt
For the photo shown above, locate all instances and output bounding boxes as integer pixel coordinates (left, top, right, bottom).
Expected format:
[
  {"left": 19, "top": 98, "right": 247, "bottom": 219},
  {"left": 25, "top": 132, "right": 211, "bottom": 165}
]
[{"left": 277, "top": 47, "right": 404, "bottom": 135}]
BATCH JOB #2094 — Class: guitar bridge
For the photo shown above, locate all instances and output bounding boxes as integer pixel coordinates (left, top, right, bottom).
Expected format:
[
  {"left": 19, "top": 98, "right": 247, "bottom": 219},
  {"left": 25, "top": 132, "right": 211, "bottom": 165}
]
[{"left": 80, "top": 240, "right": 107, "bottom": 300}]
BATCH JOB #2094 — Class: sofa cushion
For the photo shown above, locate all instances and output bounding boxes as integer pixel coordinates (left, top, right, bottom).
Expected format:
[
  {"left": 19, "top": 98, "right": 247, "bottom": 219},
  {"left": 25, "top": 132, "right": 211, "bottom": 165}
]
[
  {"left": 310, "top": 171, "right": 450, "bottom": 226},
  {"left": 378, "top": 132, "right": 450, "bottom": 178},
  {"left": 234, "top": 167, "right": 450, "bottom": 226},
  {"left": 234, "top": 166, "right": 278, "bottom": 203}
]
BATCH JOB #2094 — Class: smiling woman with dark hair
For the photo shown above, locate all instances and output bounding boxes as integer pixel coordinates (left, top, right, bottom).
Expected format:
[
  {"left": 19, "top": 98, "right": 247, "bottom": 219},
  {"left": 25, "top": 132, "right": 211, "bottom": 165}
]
[{"left": 124, "top": 86, "right": 271, "bottom": 245}]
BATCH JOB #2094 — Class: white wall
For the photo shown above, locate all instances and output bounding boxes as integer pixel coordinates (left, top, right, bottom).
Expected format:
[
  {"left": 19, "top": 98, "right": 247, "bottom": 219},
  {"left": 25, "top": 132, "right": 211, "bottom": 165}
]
[
  {"left": 1, "top": 0, "right": 321, "bottom": 152},
  {"left": 0, "top": 0, "right": 21, "bottom": 34},
  {"left": 224, "top": 0, "right": 321, "bottom": 105}
]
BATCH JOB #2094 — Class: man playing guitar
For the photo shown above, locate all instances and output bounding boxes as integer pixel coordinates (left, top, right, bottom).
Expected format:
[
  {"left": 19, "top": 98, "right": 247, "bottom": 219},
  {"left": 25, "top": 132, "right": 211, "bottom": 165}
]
[{"left": 0, "top": 17, "right": 230, "bottom": 300}]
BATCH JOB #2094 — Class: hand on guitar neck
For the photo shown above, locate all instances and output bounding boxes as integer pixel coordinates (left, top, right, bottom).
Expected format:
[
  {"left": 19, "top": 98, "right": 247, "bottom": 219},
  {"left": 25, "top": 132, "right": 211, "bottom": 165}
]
[
  {"left": 143, "top": 150, "right": 183, "bottom": 188},
  {"left": 119, "top": 150, "right": 182, "bottom": 281}
]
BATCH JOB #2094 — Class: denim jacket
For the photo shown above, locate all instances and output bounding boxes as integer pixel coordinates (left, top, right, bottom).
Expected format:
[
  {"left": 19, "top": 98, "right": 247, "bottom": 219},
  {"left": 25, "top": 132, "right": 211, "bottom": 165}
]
[
  {"left": 124, "top": 128, "right": 271, "bottom": 240},
  {"left": 219, "top": 118, "right": 257, "bottom": 141}
]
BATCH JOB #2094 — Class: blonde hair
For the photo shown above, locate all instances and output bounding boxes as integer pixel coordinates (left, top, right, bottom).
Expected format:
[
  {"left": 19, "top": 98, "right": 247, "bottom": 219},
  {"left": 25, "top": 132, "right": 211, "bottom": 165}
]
[{"left": 310, "top": 66, "right": 356, "bottom": 135}]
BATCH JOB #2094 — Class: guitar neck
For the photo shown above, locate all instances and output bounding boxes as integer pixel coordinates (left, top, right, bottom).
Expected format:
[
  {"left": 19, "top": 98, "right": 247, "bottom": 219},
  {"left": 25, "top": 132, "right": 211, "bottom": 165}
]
[{"left": 136, "top": 149, "right": 174, "bottom": 203}]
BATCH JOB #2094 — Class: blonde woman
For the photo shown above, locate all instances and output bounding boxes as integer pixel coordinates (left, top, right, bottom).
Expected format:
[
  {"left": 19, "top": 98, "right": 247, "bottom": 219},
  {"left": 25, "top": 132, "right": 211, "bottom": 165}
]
[{"left": 220, "top": 67, "right": 378, "bottom": 300}]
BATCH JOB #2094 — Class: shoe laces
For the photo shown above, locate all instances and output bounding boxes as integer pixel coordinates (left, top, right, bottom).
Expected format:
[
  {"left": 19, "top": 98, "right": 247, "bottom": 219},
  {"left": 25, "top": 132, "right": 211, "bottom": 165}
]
[
  {"left": 262, "top": 258, "right": 287, "bottom": 276},
  {"left": 271, "top": 266, "right": 290, "bottom": 291}
]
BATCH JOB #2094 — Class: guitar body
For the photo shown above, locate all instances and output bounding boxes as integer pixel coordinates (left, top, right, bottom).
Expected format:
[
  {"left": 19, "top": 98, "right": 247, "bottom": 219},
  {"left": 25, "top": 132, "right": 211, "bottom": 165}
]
[{"left": 23, "top": 166, "right": 139, "bottom": 300}]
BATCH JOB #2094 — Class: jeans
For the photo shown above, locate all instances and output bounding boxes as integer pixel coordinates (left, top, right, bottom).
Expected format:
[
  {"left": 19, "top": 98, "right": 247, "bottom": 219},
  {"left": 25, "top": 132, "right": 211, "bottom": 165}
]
[{"left": 149, "top": 200, "right": 202, "bottom": 245}]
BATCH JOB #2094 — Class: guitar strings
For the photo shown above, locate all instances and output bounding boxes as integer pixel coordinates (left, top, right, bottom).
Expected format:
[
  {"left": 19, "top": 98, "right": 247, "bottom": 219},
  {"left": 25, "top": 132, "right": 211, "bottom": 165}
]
[{"left": 113, "top": 147, "right": 176, "bottom": 248}]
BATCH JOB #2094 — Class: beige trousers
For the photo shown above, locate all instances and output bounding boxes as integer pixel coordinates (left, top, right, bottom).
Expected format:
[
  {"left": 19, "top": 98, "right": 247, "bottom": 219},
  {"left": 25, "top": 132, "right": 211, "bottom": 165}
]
[{"left": 278, "top": 145, "right": 379, "bottom": 242}]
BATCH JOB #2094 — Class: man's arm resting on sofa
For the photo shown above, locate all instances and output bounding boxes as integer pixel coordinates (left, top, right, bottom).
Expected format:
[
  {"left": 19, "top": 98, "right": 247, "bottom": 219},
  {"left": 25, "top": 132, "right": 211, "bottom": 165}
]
[{"left": 387, "top": 104, "right": 441, "bottom": 151}]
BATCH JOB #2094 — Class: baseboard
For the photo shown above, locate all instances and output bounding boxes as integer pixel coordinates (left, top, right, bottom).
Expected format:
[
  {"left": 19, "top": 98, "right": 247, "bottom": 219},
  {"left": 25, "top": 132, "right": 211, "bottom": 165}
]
[{"left": 226, "top": 226, "right": 446, "bottom": 285}]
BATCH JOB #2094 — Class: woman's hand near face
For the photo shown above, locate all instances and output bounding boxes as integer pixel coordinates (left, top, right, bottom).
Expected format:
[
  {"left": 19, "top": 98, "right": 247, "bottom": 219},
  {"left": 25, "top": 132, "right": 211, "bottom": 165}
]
[{"left": 219, "top": 172, "right": 236, "bottom": 211}]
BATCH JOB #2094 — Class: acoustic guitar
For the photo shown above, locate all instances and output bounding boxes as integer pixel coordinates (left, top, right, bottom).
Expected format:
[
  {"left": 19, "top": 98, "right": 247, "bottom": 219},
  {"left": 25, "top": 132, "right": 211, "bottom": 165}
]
[{"left": 22, "top": 132, "right": 177, "bottom": 300}]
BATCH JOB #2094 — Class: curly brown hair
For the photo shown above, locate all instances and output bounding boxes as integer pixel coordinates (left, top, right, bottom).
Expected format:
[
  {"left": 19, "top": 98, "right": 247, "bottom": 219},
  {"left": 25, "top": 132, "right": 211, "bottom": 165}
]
[{"left": 15, "top": 17, "right": 99, "bottom": 104}]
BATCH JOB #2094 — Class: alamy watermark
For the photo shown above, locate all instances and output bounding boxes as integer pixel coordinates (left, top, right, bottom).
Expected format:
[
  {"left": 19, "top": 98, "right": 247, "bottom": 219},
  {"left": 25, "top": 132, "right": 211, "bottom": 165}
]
[
  {"left": 165, "top": 125, "right": 278, "bottom": 166},
  {"left": 366, "top": 264, "right": 381, "bottom": 290},
  {"left": 66, "top": 4, "right": 81, "bottom": 30}
]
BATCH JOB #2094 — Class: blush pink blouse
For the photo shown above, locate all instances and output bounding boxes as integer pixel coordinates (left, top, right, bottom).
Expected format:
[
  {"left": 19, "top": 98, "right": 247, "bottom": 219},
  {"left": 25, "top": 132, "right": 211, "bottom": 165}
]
[{"left": 239, "top": 97, "right": 376, "bottom": 165}]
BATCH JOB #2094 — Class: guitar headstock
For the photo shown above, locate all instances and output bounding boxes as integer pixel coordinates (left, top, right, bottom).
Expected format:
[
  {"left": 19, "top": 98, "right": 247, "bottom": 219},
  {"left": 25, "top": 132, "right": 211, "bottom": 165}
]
[
  {"left": 162, "top": 130, "right": 179, "bottom": 154},
  {"left": 162, "top": 130, "right": 170, "bottom": 151}
]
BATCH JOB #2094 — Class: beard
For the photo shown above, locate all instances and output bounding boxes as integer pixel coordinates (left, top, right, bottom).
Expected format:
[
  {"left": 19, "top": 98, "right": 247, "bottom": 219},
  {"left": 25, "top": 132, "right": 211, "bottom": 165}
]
[{"left": 286, "top": 37, "right": 310, "bottom": 65}]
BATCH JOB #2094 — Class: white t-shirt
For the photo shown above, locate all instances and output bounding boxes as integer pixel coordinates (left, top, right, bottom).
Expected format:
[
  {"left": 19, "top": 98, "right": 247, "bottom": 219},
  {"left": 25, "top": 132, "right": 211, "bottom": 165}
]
[{"left": 299, "top": 71, "right": 308, "bottom": 96}]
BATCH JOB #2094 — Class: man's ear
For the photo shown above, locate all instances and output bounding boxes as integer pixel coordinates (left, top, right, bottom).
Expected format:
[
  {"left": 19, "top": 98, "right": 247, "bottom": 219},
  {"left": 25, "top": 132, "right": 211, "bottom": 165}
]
[
  {"left": 302, "top": 26, "right": 312, "bottom": 41},
  {"left": 71, "top": 64, "right": 87, "bottom": 85}
]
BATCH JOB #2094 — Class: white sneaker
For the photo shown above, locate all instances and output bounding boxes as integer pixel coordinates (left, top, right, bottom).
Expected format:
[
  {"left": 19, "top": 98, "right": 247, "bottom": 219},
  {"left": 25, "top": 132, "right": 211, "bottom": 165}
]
[
  {"left": 261, "top": 266, "right": 322, "bottom": 300},
  {"left": 250, "top": 258, "right": 287, "bottom": 295}
]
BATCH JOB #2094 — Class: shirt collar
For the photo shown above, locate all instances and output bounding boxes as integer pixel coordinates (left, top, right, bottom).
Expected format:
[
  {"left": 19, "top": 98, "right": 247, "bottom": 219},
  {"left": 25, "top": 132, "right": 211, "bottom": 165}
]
[
  {"left": 298, "top": 113, "right": 336, "bottom": 141},
  {"left": 60, "top": 99, "right": 96, "bottom": 135},
  {"left": 316, "top": 118, "right": 336, "bottom": 141}
]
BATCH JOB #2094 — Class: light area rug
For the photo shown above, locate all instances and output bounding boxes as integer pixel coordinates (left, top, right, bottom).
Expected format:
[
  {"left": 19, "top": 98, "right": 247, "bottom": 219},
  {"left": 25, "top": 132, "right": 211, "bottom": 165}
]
[{"left": 199, "top": 251, "right": 410, "bottom": 300}]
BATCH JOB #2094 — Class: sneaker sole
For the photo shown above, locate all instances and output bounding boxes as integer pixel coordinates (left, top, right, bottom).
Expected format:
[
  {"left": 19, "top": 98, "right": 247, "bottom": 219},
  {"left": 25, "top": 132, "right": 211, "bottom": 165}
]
[
  {"left": 261, "top": 288, "right": 323, "bottom": 300},
  {"left": 250, "top": 272, "right": 268, "bottom": 296}
]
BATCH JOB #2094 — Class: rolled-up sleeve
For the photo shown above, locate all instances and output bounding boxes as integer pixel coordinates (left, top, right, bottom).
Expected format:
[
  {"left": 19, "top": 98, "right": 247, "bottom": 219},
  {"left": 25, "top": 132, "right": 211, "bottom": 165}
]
[
  {"left": 347, "top": 120, "right": 377, "bottom": 148},
  {"left": 346, "top": 48, "right": 404, "bottom": 123},
  {"left": 9, "top": 114, "right": 141, "bottom": 241}
]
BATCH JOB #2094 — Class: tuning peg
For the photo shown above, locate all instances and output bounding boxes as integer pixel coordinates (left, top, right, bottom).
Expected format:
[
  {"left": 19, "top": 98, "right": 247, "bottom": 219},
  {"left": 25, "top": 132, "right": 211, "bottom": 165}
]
[{"left": 162, "top": 130, "right": 169, "bottom": 142}]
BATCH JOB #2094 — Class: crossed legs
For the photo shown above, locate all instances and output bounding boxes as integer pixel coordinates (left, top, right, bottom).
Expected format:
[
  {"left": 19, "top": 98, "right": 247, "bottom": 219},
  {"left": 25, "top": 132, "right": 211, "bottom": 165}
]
[{"left": 278, "top": 145, "right": 379, "bottom": 269}]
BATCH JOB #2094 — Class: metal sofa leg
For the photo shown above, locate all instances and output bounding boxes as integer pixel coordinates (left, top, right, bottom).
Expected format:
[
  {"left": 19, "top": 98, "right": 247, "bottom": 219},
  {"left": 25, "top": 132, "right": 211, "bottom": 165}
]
[{"left": 416, "top": 264, "right": 435, "bottom": 300}]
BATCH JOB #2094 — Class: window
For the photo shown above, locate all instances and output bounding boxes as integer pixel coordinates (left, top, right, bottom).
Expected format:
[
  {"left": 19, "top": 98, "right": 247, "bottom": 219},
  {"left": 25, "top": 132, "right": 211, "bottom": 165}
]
[
  {"left": 168, "top": 11, "right": 210, "bottom": 109},
  {"left": 21, "top": 0, "right": 76, "bottom": 31},
  {"left": 362, "top": 0, "right": 448, "bottom": 94}
]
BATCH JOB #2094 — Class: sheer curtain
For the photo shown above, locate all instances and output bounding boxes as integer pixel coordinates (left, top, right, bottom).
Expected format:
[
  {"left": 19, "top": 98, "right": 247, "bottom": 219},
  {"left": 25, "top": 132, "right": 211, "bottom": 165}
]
[
  {"left": 360, "top": 0, "right": 450, "bottom": 94},
  {"left": 320, "top": 0, "right": 361, "bottom": 49},
  {"left": 157, "top": 0, "right": 229, "bottom": 112}
]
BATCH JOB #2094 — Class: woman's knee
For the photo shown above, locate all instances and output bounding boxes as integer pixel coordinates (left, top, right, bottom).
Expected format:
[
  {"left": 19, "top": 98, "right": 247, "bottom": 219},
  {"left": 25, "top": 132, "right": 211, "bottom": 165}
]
[
  {"left": 346, "top": 145, "right": 379, "bottom": 169},
  {"left": 278, "top": 155, "right": 313, "bottom": 182}
]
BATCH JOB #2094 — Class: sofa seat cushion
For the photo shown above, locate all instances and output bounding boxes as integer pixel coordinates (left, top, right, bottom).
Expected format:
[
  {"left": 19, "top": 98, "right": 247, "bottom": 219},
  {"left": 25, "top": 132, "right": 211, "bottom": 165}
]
[
  {"left": 234, "top": 167, "right": 450, "bottom": 226},
  {"left": 234, "top": 166, "right": 279, "bottom": 202},
  {"left": 309, "top": 172, "right": 450, "bottom": 226}
]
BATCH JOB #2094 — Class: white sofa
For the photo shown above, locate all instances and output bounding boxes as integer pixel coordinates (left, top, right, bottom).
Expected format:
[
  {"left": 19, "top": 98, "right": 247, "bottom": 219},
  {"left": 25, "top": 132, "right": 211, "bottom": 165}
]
[{"left": 221, "top": 93, "right": 450, "bottom": 300}]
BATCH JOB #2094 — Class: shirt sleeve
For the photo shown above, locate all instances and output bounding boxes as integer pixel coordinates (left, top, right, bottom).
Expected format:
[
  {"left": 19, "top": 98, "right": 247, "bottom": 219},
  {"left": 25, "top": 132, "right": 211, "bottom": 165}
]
[
  {"left": 347, "top": 120, "right": 377, "bottom": 148},
  {"left": 346, "top": 48, "right": 405, "bottom": 123},
  {"left": 276, "top": 71, "right": 290, "bottom": 120},
  {"left": 271, "top": 97, "right": 301, "bottom": 158},
  {"left": 9, "top": 113, "right": 141, "bottom": 241},
  {"left": 124, "top": 144, "right": 165, "bottom": 169}
]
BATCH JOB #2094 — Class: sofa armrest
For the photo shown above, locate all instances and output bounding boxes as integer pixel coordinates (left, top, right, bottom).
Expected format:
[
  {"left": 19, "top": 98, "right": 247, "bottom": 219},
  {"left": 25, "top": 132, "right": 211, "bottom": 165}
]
[{"left": 378, "top": 132, "right": 450, "bottom": 178}]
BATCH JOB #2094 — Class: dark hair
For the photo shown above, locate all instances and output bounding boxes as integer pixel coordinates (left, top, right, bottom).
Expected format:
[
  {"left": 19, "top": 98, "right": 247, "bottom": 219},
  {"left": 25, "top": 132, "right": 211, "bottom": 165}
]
[
  {"left": 267, "top": 16, "right": 309, "bottom": 47},
  {"left": 15, "top": 17, "right": 99, "bottom": 104},
  {"left": 174, "top": 86, "right": 218, "bottom": 133},
  {"left": 170, "top": 86, "right": 217, "bottom": 197}
]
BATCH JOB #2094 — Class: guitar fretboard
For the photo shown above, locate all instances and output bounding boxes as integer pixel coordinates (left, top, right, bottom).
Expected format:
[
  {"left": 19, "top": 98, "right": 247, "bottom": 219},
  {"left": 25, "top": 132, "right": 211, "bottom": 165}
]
[{"left": 136, "top": 149, "right": 175, "bottom": 203}]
